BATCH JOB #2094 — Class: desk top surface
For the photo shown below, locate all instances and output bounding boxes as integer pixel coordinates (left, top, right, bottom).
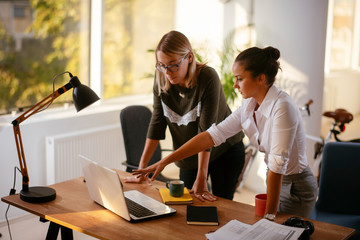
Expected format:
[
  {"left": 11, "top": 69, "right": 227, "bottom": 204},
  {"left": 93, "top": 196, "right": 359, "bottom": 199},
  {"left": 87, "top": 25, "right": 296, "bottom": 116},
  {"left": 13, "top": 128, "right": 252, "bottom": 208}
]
[{"left": 2, "top": 170, "right": 355, "bottom": 240}]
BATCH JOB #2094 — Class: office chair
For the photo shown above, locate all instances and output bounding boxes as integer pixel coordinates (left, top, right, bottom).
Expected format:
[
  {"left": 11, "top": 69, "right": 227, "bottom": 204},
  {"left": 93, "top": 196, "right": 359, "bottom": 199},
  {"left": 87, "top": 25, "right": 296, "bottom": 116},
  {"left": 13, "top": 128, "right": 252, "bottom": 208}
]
[
  {"left": 310, "top": 142, "right": 360, "bottom": 239},
  {"left": 120, "top": 105, "right": 172, "bottom": 182}
]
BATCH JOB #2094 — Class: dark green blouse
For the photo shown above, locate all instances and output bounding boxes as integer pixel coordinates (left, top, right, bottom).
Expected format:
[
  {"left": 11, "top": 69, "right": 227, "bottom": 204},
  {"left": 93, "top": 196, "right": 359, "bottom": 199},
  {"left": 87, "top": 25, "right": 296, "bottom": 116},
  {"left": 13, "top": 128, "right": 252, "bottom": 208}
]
[{"left": 147, "top": 66, "right": 244, "bottom": 169}]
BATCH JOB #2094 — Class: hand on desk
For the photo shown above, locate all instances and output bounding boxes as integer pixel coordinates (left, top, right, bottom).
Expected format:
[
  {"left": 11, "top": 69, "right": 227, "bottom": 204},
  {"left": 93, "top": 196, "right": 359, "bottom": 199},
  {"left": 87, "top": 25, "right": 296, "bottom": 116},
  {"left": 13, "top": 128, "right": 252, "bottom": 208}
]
[
  {"left": 123, "top": 175, "right": 153, "bottom": 185},
  {"left": 190, "top": 178, "right": 217, "bottom": 202},
  {"left": 133, "top": 163, "right": 217, "bottom": 202},
  {"left": 132, "top": 161, "right": 165, "bottom": 182}
]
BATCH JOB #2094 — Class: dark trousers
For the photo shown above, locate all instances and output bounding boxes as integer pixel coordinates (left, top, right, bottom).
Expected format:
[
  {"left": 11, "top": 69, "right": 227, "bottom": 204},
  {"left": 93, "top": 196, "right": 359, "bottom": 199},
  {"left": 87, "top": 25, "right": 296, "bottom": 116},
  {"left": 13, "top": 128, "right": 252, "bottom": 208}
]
[{"left": 179, "top": 141, "right": 245, "bottom": 200}]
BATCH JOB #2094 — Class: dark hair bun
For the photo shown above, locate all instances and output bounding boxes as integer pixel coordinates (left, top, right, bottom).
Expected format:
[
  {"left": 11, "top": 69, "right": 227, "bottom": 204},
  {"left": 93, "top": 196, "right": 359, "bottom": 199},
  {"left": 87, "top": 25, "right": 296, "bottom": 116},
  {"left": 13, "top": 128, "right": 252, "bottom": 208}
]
[{"left": 264, "top": 46, "right": 280, "bottom": 60}]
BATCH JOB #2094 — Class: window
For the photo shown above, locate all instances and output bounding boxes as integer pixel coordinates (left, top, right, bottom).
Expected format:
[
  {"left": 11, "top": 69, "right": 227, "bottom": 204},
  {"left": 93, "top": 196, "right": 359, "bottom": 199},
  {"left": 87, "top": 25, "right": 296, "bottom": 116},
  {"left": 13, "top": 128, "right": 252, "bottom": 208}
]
[
  {"left": 0, "top": 0, "right": 91, "bottom": 114},
  {"left": 0, "top": 0, "right": 176, "bottom": 114},
  {"left": 14, "top": 6, "right": 26, "bottom": 18},
  {"left": 102, "top": 0, "right": 175, "bottom": 99},
  {"left": 327, "top": 0, "right": 360, "bottom": 71}
]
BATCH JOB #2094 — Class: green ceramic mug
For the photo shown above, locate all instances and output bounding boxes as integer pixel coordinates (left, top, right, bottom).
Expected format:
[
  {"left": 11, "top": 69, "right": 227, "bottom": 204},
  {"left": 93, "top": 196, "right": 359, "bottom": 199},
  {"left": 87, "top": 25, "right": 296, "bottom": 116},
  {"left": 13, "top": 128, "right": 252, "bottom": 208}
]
[{"left": 166, "top": 180, "right": 184, "bottom": 197}]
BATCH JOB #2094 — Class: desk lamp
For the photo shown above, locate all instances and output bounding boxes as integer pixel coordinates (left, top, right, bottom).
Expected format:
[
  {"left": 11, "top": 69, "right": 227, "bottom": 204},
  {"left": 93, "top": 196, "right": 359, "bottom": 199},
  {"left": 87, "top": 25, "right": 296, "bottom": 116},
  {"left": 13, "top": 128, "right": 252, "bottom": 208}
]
[{"left": 11, "top": 71, "right": 100, "bottom": 203}]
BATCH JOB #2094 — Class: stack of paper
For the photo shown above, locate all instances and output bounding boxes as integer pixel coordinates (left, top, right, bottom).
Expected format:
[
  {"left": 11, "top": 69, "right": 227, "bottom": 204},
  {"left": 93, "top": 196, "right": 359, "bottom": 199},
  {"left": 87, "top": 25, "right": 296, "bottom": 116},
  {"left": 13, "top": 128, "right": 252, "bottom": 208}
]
[{"left": 206, "top": 218, "right": 304, "bottom": 240}]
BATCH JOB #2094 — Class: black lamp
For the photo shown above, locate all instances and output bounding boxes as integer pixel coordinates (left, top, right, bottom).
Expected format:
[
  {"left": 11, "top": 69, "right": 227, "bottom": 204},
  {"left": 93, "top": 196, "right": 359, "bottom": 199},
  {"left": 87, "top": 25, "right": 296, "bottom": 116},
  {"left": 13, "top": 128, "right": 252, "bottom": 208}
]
[{"left": 11, "top": 71, "right": 100, "bottom": 203}]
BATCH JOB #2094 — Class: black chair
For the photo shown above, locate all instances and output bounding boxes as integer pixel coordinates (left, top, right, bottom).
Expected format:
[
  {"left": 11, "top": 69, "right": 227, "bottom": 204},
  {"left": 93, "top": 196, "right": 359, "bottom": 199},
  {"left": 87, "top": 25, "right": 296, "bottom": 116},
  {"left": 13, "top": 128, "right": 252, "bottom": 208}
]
[
  {"left": 120, "top": 105, "right": 172, "bottom": 182},
  {"left": 310, "top": 142, "right": 360, "bottom": 239}
]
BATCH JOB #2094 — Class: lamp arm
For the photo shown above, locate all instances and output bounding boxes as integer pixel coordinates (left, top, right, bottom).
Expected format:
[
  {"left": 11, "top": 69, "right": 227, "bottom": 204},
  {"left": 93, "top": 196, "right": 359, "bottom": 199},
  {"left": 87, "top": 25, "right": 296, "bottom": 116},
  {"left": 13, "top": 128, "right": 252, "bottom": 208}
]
[{"left": 11, "top": 82, "right": 73, "bottom": 192}]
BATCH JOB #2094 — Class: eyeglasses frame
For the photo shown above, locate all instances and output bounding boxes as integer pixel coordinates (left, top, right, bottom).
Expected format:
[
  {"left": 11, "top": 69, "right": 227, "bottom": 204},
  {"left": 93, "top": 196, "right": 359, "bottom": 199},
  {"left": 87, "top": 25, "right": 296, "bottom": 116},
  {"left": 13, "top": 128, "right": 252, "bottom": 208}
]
[{"left": 155, "top": 52, "right": 189, "bottom": 73}]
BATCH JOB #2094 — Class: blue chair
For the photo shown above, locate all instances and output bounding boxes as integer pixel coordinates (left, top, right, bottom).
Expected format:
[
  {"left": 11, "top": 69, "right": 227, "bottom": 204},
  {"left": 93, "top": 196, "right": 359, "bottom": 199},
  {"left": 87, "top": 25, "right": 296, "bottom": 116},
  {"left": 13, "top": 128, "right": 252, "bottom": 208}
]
[{"left": 310, "top": 142, "right": 360, "bottom": 239}]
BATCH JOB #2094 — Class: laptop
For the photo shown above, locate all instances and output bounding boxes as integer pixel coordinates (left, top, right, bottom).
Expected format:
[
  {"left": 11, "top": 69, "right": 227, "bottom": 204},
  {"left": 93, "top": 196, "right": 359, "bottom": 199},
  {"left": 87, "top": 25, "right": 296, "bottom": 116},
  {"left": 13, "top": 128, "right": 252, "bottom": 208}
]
[{"left": 79, "top": 155, "right": 176, "bottom": 222}]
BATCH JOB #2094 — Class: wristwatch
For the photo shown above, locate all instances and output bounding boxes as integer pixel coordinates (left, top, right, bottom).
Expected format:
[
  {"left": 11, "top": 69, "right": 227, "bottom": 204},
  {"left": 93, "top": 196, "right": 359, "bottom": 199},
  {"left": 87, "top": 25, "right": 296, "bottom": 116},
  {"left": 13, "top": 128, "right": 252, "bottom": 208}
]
[{"left": 264, "top": 213, "right": 276, "bottom": 221}]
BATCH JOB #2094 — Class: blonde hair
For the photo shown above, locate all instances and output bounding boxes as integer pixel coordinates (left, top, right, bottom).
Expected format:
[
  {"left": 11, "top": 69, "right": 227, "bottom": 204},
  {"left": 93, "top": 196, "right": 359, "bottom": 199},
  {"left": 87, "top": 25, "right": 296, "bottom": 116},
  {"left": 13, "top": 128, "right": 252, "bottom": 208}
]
[{"left": 155, "top": 30, "right": 205, "bottom": 95}]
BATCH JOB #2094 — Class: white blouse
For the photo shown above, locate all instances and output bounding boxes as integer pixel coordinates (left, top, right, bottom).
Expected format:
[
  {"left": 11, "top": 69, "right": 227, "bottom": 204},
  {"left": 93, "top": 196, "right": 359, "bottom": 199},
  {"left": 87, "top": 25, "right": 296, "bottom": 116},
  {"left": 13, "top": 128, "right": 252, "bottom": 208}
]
[{"left": 207, "top": 85, "right": 308, "bottom": 175}]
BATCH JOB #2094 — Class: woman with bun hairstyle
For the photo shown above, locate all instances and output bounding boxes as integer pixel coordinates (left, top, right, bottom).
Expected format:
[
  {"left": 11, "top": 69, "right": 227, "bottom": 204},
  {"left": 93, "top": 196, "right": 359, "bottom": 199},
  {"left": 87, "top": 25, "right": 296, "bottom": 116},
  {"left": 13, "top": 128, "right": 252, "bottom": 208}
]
[{"left": 134, "top": 46, "right": 318, "bottom": 219}]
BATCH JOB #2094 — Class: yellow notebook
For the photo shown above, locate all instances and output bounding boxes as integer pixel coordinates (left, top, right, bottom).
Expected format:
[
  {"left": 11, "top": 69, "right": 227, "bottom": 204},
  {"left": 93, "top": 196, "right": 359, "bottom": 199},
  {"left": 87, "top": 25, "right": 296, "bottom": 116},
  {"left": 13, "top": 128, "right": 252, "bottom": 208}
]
[{"left": 158, "top": 187, "right": 193, "bottom": 205}]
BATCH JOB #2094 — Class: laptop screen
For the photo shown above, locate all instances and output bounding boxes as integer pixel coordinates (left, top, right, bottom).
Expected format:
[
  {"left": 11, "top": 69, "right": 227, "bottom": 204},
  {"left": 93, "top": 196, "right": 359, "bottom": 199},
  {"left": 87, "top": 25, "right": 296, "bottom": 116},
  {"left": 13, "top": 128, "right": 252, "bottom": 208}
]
[{"left": 79, "top": 155, "right": 176, "bottom": 222}]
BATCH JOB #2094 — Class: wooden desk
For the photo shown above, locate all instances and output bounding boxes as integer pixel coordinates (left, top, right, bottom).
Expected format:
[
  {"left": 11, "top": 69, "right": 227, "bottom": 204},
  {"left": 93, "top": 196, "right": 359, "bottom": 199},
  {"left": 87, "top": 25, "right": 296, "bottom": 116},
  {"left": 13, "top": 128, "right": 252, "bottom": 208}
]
[{"left": 2, "top": 171, "right": 355, "bottom": 240}]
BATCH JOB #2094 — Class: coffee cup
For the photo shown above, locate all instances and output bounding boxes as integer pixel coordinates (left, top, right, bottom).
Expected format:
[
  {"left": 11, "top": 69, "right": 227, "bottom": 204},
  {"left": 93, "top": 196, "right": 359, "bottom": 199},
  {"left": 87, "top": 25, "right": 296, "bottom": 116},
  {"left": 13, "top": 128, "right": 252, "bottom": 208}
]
[
  {"left": 255, "top": 193, "right": 267, "bottom": 217},
  {"left": 166, "top": 180, "right": 184, "bottom": 197}
]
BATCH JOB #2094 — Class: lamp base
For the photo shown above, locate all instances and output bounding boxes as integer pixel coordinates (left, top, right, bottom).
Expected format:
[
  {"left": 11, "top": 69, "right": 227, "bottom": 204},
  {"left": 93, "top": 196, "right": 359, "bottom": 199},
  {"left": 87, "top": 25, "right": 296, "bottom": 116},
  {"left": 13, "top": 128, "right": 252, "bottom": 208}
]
[{"left": 20, "top": 186, "right": 56, "bottom": 203}]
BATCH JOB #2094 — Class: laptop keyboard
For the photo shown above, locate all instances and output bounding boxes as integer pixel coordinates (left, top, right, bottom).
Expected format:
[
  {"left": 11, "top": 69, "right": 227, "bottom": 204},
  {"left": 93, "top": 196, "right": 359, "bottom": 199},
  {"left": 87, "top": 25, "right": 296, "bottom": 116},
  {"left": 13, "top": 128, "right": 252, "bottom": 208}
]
[{"left": 125, "top": 197, "right": 156, "bottom": 218}]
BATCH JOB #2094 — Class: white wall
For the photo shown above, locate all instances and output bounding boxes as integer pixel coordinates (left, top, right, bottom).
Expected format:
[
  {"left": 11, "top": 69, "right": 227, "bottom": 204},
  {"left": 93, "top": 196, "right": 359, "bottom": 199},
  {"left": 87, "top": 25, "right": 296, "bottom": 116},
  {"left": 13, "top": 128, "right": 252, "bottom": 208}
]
[
  {"left": 254, "top": 0, "right": 328, "bottom": 135},
  {"left": 324, "top": 70, "right": 360, "bottom": 114}
]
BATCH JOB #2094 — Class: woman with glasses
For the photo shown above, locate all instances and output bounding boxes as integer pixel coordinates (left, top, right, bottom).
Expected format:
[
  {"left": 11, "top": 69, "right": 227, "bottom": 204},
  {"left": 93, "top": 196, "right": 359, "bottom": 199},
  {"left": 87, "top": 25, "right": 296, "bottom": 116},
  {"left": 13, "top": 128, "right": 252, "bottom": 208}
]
[{"left": 124, "top": 30, "right": 245, "bottom": 201}]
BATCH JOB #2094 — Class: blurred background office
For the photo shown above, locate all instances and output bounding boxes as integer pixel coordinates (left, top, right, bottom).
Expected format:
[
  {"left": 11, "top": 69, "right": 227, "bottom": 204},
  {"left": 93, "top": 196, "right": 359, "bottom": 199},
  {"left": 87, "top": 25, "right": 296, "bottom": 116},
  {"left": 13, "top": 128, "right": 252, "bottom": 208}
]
[{"left": 0, "top": 0, "right": 359, "bottom": 227}]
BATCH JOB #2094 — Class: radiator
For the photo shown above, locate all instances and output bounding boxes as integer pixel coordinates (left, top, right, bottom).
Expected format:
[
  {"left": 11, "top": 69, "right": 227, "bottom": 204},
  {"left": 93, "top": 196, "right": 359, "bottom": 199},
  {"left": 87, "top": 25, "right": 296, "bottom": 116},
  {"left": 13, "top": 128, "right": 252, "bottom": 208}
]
[{"left": 45, "top": 124, "right": 126, "bottom": 185}]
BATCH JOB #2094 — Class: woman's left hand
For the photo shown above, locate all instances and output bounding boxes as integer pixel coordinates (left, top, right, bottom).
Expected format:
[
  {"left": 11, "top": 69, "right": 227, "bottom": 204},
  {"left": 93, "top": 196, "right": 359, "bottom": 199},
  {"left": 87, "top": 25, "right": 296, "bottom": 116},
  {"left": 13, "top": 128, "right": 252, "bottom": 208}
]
[{"left": 190, "top": 177, "right": 217, "bottom": 202}]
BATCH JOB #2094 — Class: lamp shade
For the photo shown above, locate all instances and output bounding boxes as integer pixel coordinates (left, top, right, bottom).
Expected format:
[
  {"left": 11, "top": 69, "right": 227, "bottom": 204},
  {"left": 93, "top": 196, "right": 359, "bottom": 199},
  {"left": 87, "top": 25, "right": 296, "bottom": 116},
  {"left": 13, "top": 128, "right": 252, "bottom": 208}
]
[{"left": 70, "top": 76, "right": 100, "bottom": 112}]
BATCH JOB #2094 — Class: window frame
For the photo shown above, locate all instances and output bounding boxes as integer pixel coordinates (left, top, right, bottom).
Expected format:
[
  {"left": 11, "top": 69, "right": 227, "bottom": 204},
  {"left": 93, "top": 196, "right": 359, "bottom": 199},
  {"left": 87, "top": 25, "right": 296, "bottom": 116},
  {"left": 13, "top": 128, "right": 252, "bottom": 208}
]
[{"left": 325, "top": 0, "right": 360, "bottom": 72}]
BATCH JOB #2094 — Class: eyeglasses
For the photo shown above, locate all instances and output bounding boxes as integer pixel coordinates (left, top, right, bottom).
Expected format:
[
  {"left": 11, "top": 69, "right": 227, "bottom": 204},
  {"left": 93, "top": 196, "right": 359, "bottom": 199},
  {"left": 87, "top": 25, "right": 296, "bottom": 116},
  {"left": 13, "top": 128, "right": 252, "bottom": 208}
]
[{"left": 156, "top": 52, "right": 189, "bottom": 73}]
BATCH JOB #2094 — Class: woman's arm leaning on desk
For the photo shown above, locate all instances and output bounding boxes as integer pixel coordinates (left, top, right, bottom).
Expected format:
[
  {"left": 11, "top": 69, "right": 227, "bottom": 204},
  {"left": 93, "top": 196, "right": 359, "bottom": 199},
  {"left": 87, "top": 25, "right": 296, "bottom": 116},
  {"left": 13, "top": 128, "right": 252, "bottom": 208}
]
[
  {"left": 193, "top": 150, "right": 217, "bottom": 201},
  {"left": 265, "top": 170, "right": 282, "bottom": 216},
  {"left": 133, "top": 131, "right": 215, "bottom": 181}
]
